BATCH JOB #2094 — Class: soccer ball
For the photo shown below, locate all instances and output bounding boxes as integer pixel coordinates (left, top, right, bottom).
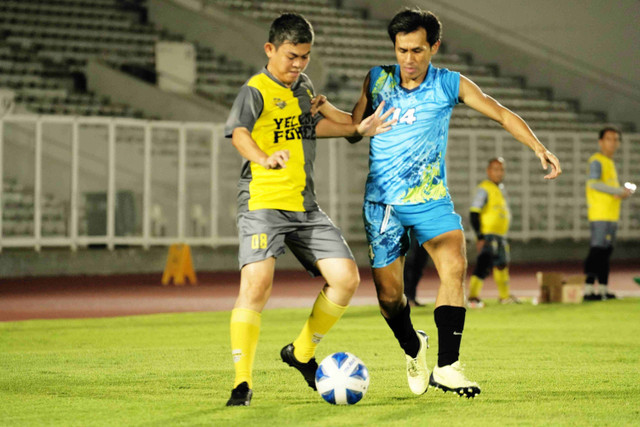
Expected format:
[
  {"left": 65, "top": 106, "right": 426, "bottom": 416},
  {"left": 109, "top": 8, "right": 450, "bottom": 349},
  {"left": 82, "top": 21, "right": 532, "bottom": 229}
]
[{"left": 315, "top": 352, "right": 369, "bottom": 405}]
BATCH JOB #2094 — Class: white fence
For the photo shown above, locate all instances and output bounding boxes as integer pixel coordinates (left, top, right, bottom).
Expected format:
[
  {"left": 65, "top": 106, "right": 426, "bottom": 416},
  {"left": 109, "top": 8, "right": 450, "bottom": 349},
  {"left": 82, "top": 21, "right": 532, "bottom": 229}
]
[{"left": 1, "top": 115, "right": 639, "bottom": 251}]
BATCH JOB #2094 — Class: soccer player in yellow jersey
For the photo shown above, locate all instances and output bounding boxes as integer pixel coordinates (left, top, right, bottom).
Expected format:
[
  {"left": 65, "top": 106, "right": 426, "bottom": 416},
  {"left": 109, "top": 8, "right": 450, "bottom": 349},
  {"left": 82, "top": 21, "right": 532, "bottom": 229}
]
[
  {"left": 583, "top": 127, "right": 634, "bottom": 300},
  {"left": 468, "top": 157, "right": 520, "bottom": 307},
  {"left": 224, "top": 13, "right": 394, "bottom": 406}
]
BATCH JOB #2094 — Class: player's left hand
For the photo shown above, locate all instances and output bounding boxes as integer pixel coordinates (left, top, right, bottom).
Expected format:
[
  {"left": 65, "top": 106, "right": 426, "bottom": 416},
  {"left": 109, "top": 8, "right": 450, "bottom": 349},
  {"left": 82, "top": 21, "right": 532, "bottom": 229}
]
[
  {"left": 536, "top": 149, "right": 562, "bottom": 179},
  {"left": 357, "top": 101, "right": 396, "bottom": 137},
  {"left": 310, "top": 95, "right": 327, "bottom": 116}
]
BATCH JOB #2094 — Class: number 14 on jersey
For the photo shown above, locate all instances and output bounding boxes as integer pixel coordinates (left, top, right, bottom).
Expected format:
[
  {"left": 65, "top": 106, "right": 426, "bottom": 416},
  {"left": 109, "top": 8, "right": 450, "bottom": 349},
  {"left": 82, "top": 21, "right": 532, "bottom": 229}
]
[{"left": 391, "top": 107, "right": 417, "bottom": 125}]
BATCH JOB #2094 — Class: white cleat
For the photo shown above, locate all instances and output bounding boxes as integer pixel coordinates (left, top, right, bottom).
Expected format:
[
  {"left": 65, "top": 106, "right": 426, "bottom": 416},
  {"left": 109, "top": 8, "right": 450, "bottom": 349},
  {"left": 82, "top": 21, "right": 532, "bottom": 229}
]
[
  {"left": 429, "top": 361, "right": 481, "bottom": 398},
  {"left": 406, "top": 330, "right": 430, "bottom": 395}
]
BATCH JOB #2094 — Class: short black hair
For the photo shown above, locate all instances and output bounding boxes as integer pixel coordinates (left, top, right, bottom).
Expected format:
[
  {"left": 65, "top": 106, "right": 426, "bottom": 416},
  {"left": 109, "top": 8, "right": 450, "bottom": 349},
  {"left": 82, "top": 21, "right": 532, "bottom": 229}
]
[
  {"left": 598, "top": 126, "right": 621, "bottom": 140},
  {"left": 268, "top": 13, "right": 314, "bottom": 47},
  {"left": 387, "top": 7, "right": 441, "bottom": 46}
]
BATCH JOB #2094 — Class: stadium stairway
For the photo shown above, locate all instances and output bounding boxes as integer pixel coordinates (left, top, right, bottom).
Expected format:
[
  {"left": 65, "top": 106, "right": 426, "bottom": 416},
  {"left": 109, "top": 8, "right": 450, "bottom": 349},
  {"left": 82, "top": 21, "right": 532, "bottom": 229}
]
[
  {"left": 2, "top": 177, "right": 67, "bottom": 238},
  {"left": 1, "top": 0, "right": 632, "bottom": 131},
  {"left": 0, "top": 0, "right": 254, "bottom": 117},
  {"left": 204, "top": 0, "right": 632, "bottom": 133}
]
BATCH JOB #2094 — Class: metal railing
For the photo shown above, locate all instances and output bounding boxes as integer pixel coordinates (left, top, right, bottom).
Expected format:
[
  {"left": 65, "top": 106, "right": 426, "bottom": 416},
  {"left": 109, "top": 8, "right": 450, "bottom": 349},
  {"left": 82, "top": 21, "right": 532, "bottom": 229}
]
[{"left": 1, "top": 114, "right": 639, "bottom": 251}]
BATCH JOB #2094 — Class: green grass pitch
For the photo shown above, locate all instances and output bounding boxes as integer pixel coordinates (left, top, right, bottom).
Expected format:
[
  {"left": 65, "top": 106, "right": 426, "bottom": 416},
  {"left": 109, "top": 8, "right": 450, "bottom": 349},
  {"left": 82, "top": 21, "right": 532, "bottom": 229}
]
[{"left": 1, "top": 299, "right": 639, "bottom": 426}]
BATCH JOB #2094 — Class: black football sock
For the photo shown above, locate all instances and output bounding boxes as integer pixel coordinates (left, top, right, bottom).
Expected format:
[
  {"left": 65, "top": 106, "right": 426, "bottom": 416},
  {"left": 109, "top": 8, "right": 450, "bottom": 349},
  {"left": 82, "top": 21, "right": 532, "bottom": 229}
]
[
  {"left": 584, "top": 247, "right": 599, "bottom": 284},
  {"left": 383, "top": 302, "right": 420, "bottom": 358},
  {"left": 434, "top": 305, "right": 466, "bottom": 367},
  {"left": 597, "top": 247, "right": 614, "bottom": 285}
]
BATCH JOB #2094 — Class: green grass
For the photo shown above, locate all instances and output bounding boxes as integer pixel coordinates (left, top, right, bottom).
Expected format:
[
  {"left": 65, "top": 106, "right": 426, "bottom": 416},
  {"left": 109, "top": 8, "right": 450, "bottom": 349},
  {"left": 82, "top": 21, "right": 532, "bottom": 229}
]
[{"left": 1, "top": 299, "right": 640, "bottom": 426}]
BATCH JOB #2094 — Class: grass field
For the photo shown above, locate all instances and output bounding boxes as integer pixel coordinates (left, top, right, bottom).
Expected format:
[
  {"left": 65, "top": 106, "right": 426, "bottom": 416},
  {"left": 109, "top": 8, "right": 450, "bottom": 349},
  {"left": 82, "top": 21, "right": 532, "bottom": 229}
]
[{"left": 1, "top": 299, "right": 639, "bottom": 426}]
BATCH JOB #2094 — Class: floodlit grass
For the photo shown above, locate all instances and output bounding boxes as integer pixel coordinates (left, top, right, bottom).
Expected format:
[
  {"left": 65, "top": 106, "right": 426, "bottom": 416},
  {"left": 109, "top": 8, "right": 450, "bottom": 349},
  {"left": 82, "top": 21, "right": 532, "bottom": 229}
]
[{"left": 1, "top": 299, "right": 639, "bottom": 426}]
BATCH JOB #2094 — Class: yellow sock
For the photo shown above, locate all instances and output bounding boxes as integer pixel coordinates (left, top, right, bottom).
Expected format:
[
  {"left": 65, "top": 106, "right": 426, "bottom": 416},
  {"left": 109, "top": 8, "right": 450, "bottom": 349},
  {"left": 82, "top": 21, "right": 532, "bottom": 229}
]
[
  {"left": 230, "top": 308, "right": 261, "bottom": 388},
  {"left": 293, "top": 290, "right": 348, "bottom": 363},
  {"left": 494, "top": 267, "right": 511, "bottom": 300},
  {"left": 469, "top": 275, "right": 484, "bottom": 299}
]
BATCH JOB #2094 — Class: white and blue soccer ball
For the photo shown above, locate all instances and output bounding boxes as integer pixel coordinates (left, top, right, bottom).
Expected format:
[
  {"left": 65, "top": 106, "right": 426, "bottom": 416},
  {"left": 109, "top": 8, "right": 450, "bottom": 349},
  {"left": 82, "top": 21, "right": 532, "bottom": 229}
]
[{"left": 315, "top": 352, "right": 369, "bottom": 405}]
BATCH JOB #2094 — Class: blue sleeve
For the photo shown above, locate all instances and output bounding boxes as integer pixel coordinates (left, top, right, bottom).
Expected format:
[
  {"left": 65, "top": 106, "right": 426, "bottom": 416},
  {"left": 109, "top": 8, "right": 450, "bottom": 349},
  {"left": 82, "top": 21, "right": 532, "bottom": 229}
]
[
  {"left": 440, "top": 69, "right": 460, "bottom": 106},
  {"left": 589, "top": 160, "right": 602, "bottom": 180},
  {"left": 368, "top": 66, "right": 382, "bottom": 108},
  {"left": 224, "top": 84, "right": 263, "bottom": 138}
]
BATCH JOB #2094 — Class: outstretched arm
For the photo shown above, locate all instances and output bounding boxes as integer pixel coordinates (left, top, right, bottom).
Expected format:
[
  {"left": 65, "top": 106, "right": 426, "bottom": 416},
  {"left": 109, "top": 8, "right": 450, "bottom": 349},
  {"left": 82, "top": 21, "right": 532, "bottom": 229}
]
[
  {"left": 347, "top": 73, "right": 374, "bottom": 144},
  {"left": 231, "top": 127, "right": 289, "bottom": 169},
  {"left": 587, "top": 160, "right": 633, "bottom": 199},
  {"left": 315, "top": 100, "right": 395, "bottom": 138},
  {"left": 459, "top": 75, "right": 562, "bottom": 179},
  {"left": 310, "top": 95, "right": 352, "bottom": 124}
]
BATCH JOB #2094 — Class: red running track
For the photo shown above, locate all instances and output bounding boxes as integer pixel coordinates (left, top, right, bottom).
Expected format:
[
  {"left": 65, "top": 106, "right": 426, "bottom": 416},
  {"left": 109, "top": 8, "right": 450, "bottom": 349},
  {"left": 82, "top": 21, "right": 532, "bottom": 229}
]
[{"left": 1, "top": 261, "right": 638, "bottom": 321}]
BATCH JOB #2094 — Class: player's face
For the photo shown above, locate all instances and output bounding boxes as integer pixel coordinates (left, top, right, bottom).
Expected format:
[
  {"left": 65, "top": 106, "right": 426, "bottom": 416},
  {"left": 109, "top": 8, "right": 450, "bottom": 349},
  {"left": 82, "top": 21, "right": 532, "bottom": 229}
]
[
  {"left": 394, "top": 28, "right": 440, "bottom": 84},
  {"left": 598, "top": 130, "right": 620, "bottom": 158},
  {"left": 265, "top": 41, "right": 311, "bottom": 87},
  {"left": 487, "top": 161, "right": 505, "bottom": 184}
]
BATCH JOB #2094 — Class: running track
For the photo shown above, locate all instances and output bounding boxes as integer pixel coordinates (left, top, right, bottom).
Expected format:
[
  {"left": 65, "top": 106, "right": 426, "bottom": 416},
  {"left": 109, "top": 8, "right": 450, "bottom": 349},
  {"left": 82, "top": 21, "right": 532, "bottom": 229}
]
[{"left": 1, "top": 261, "right": 638, "bottom": 321}]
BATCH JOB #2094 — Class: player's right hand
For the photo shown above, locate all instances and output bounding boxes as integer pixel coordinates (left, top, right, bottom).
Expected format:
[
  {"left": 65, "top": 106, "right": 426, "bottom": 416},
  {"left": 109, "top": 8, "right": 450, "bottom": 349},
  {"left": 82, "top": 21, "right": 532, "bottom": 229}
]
[
  {"left": 261, "top": 149, "right": 290, "bottom": 169},
  {"left": 357, "top": 100, "right": 396, "bottom": 137},
  {"left": 616, "top": 188, "right": 633, "bottom": 199},
  {"left": 310, "top": 95, "right": 327, "bottom": 116},
  {"left": 536, "top": 149, "right": 562, "bottom": 180}
]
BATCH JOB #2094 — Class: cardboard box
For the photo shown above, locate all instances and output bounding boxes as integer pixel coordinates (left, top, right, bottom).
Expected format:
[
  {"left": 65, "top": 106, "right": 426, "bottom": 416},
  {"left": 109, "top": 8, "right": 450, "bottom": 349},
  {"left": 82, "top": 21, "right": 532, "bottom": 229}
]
[{"left": 536, "top": 272, "right": 585, "bottom": 303}]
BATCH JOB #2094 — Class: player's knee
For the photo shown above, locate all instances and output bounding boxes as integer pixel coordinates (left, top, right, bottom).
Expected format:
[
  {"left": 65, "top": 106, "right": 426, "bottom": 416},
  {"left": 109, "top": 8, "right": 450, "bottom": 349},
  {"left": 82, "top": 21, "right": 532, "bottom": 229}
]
[
  {"left": 446, "top": 255, "right": 467, "bottom": 278},
  {"left": 472, "top": 262, "right": 490, "bottom": 279},
  {"left": 338, "top": 274, "right": 360, "bottom": 297},
  {"left": 378, "top": 297, "right": 404, "bottom": 317},
  {"left": 376, "top": 287, "right": 404, "bottom": 313},
  {"left": 330, "top": 264, "right": 360, "bottom": 296},
  {"left": 239, "top": 280, "right": 271, "bottom": 307},
  {"left": 473, "top": 269, "right": 489, "bottom": 280}
]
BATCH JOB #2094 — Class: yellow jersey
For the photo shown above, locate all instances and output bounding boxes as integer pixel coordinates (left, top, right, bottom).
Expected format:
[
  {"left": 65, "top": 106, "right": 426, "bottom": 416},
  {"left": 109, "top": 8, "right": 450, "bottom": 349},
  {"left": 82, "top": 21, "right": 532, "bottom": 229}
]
[
  {"left": 225, "top": 68, "right": 323, "bottom": 212},
  {"left": 470, "top": 180, "right": 510, "bottom": 236},
  {"left": 586, "top": 152, "right": 621, "bottom": 222}
]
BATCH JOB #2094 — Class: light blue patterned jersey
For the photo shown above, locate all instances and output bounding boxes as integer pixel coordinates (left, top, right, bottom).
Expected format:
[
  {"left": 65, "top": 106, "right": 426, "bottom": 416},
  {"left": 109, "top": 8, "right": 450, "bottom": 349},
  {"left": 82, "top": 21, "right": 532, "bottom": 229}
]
[{"left": 365, "top": 64, "right": 460, "bottom": 205}]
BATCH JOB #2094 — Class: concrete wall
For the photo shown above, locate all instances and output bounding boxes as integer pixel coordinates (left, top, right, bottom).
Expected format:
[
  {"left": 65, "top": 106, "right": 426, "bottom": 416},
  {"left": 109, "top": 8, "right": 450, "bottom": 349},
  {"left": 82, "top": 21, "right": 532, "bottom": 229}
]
[
  {"left": 86, "top": 59, "right": 229, "bottom": 121},
  {"left": 353, "top": 0, "right": 640, "bottom": 130},
  {"left": 148, "top": 0, "right": 327, "bottom": 90},
  {"left": 1, "top": 239, "right": 638, "bottom": 277}
]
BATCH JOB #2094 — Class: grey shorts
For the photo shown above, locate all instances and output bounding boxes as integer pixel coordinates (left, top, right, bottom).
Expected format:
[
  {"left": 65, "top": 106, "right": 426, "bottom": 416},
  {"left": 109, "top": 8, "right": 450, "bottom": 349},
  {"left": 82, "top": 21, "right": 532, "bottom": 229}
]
[
  {"left": 590, "top": 221, "right": 617, "bottom": 248},
  {"left": 237, "top": 208, "right": 354, "bottom": 276}
]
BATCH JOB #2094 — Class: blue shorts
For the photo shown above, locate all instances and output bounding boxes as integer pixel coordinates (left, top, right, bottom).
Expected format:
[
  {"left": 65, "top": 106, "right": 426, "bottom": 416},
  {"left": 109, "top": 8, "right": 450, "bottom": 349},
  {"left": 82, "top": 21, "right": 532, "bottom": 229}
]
[{"left": 363, "top": 198, "right": 463, "bottom": 268}]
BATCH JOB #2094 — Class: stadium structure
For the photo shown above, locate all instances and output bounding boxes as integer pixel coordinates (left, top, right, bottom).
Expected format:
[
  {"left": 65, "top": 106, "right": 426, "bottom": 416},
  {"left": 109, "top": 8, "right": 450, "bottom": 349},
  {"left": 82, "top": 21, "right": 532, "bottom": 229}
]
[{"left": 0, "top": 0, "right": 638, "bottom": 277}]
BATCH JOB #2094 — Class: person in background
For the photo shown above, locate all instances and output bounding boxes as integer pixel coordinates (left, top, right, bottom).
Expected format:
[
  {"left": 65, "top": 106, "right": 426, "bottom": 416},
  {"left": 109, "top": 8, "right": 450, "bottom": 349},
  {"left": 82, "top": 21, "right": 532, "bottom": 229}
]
[
  {"left": 403, "top": 228, "right": 430, "bottom": 307},
  {"left": 468, "top": 157, "right": 520, "bottom": 307},
  {"left": 583, "top": 127, "right": 635, "bottom": 301}
]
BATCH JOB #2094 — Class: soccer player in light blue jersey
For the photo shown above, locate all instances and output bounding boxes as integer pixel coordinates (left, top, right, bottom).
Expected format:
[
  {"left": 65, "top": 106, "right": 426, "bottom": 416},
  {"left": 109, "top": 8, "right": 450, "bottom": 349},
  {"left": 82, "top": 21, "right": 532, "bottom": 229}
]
[{"left": 347, "top": 8, "right": 562, "bottom": 398}]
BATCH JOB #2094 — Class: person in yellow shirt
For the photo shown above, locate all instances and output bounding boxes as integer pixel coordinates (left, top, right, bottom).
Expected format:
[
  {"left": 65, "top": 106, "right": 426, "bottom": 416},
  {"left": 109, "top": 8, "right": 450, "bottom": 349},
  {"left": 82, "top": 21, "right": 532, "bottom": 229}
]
[
  {"left": 468, "top": 157, "right": 520, "bottom": 307},
  {"left": 583, "top": 127, "right": 634, "bottom": 300},
  {"left": 224, "top": 13, "right": 394, "bottom": 406}
]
